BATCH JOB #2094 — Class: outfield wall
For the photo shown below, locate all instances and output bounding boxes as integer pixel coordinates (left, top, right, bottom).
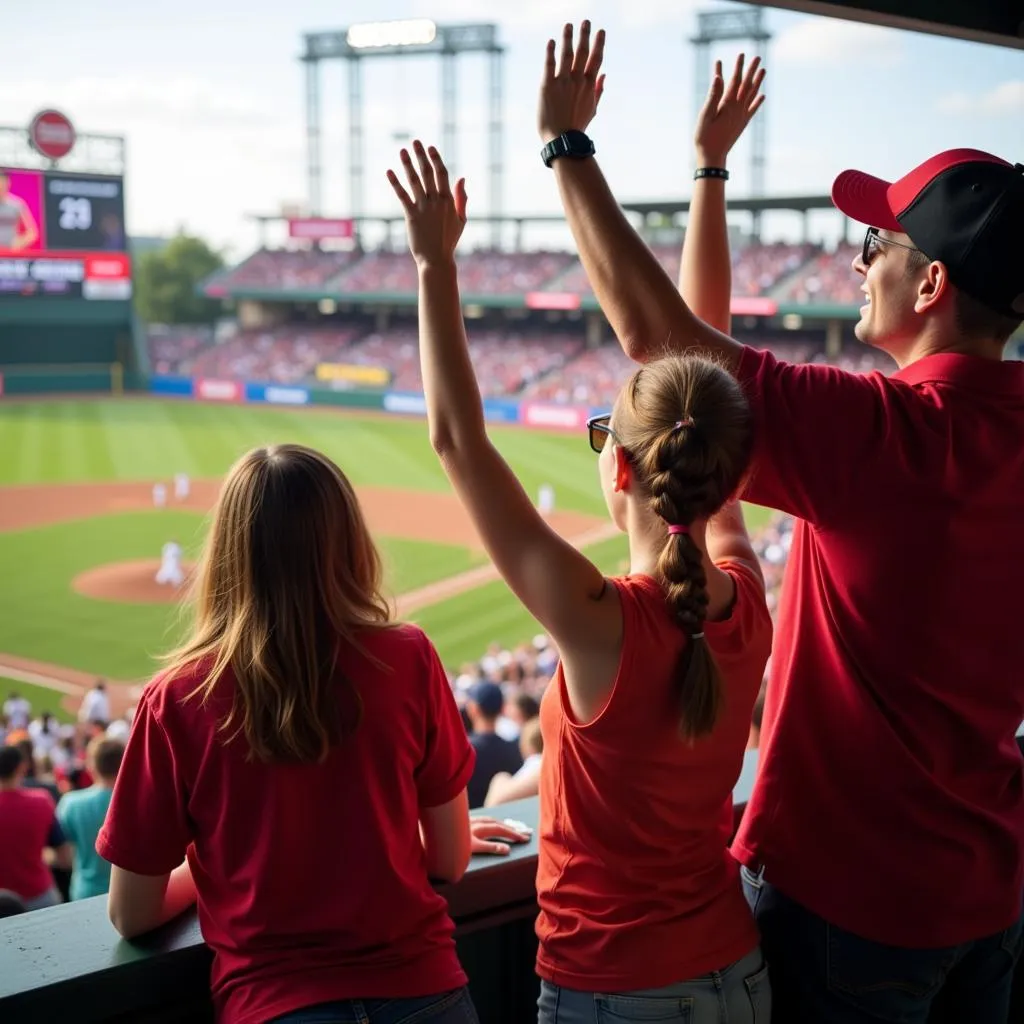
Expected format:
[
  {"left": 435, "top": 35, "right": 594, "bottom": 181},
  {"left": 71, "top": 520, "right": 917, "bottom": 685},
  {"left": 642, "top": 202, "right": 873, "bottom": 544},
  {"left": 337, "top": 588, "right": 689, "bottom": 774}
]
[{"left": 148, "top": 374, "right": 603, "bottom": 430}]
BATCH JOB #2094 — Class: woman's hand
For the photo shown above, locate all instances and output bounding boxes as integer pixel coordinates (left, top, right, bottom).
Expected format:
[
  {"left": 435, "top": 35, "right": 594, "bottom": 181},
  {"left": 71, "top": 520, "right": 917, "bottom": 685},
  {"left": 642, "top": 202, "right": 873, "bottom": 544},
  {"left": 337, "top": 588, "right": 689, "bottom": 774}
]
[
  {"left": 387, "top": 140, "right": 467, "bottom": 269},
  {"left": 538, "top": 21, "right": 606, "bottom": 142},
  {"left": 694, "top": 54, "right": 766, "bottom": 168},
  {"left": 470, "top": 816, "right": 533, "bottom": 856}
]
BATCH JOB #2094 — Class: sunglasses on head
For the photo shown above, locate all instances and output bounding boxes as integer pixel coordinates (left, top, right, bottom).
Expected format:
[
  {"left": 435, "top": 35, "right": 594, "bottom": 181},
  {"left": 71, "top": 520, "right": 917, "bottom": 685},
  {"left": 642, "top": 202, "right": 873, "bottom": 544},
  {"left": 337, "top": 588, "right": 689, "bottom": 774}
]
[
  {"left": 862, "top": 226, "right": 923, "bottom": 267},
  {"left": 587, "top": 413, "right": 617, "bottom": 454}
]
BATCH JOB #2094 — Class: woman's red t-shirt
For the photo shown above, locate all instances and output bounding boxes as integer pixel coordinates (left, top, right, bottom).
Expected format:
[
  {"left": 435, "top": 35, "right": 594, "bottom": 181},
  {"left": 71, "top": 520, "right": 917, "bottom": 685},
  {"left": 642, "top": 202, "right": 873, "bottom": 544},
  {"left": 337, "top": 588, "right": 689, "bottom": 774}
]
[
  {"left": 536, "top": 562, "right": 772, "bottom": 991},
  {"left": 96, "top": 624, "right": 475, "bottom": 1024}
]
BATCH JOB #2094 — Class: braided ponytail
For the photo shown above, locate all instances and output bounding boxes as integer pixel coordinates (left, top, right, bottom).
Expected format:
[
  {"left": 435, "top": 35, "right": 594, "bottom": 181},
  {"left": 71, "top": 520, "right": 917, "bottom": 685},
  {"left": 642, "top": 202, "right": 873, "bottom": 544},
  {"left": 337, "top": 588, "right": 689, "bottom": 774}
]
[{"left": 614, "top": 355, "right": 753, "bottom": 743}]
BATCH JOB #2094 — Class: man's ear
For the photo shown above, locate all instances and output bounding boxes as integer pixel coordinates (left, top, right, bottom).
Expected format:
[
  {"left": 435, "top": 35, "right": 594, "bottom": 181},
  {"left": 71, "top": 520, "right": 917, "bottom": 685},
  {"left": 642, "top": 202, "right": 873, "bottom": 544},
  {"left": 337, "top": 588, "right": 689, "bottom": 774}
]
[
  {"left": 914, "top": 259, "right": 954, "bottom": 316},
  {"left": 613, "top": 446, "right": 631, "bottom": 493}
]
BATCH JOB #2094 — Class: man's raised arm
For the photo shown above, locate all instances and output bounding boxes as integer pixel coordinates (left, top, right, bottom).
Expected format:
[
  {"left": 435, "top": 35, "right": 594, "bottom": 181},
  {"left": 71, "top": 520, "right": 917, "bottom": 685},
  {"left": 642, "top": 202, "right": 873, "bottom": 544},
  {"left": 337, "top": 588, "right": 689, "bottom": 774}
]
[{"left": 539, "top": 22, "right": 742, "bottom": 370}]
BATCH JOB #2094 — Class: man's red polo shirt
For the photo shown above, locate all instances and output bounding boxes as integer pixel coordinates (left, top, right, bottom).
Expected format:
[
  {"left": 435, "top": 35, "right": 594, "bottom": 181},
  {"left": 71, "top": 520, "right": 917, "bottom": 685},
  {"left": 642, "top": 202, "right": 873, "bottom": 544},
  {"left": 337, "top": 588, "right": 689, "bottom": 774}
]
[{"left": 732, "top": 346, "right": 1024, "bottom": 946}]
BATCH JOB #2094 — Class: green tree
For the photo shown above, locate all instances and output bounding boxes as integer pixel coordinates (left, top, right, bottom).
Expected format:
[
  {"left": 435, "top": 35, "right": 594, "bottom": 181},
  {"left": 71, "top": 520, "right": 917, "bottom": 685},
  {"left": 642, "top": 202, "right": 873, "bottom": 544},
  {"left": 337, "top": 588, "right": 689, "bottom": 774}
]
[{"left": 134, "top": 234, "right": 225, "bottom": 324}]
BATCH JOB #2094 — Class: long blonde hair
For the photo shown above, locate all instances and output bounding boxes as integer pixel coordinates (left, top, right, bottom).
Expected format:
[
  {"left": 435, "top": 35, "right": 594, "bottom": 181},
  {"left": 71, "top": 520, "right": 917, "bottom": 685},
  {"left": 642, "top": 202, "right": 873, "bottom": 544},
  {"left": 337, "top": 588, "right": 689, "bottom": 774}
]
[
  {"left": 614, "top": 355, "right": 753, "bottom": 742},
  {"left": 166, "top": 444, "right": 392, "bottom": 763}
]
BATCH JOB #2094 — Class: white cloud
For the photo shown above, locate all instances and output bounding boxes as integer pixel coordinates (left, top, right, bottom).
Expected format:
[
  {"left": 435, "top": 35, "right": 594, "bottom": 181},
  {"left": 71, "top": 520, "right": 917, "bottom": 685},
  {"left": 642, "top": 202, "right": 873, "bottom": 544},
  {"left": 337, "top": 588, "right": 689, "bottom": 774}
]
[
  {"left": 773, "top": 17, "right": 903, "bottom": 66},
  {"left": 936, "top": 80, "right": 1024, "bottom": 117}
]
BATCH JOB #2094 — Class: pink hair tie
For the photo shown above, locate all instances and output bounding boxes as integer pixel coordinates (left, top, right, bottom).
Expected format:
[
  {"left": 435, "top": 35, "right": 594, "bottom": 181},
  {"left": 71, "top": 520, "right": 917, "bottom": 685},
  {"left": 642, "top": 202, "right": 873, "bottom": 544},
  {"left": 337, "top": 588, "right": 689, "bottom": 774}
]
[{"left": 667, "top": 524, "right": 689, "bottom": 535}]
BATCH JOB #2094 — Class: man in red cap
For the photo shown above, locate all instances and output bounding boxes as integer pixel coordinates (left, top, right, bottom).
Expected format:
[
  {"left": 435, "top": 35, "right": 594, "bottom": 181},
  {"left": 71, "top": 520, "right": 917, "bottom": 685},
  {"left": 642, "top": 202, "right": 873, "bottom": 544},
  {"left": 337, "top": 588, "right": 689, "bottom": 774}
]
[{"left": 537, "top": 21, "right": 1024, "bottom": 1022}]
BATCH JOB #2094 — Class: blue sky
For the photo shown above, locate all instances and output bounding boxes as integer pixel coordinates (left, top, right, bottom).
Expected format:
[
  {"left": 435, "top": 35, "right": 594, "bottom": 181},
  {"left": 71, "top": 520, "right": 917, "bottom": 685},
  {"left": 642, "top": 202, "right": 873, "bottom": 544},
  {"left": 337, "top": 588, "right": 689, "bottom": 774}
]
[{"left": 4, "top": 0, "right": 1021, "bottom": 258}]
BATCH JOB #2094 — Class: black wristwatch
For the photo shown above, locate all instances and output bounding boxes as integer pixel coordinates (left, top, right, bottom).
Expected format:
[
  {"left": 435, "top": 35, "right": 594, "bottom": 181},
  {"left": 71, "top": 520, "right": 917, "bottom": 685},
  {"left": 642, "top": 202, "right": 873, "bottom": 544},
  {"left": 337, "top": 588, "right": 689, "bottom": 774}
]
[{"left": 541, "top": 130, "right": 596, "bottom": 168}]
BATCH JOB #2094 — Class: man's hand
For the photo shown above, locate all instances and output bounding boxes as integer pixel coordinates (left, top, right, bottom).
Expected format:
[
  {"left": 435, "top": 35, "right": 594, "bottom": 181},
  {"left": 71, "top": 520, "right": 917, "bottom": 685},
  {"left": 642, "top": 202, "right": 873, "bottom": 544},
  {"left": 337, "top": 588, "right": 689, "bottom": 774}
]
[
  {"left": 386, "top": 140, "right": 467, "bottom": 269},
  {"left": 470, "top": 816, "right": 533, "bottom": 856},
  {"left": 538, "top": 21, "right": 606, "bottom": 143},
  {"left": 694, "top": 54, "right": 766, "bottom": 168}
]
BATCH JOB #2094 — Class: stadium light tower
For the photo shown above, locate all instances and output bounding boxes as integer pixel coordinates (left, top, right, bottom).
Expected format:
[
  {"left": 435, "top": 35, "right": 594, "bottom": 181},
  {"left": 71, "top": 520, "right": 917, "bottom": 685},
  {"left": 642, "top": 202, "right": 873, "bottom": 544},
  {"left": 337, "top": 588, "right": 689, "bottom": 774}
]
[
  {"left": 300, "top": 20, "right": 505, "bottom": 246},
  {"left": 690, "top": 6, "right": 771, "bottom": 237}
]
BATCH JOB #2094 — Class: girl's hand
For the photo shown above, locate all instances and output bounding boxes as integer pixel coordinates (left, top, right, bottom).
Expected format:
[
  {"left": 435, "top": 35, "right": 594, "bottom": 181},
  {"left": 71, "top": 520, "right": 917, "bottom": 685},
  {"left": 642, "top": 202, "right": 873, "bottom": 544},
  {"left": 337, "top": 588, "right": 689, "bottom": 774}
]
[
  {"left": 470, "top": 816, "right": 533, "bottom": 856},
  {"left": 694, "top": 54, "right": 766, "bottom": 168},
  {"left": 386, "top": 140, "right": 467, "bottom": 269}
]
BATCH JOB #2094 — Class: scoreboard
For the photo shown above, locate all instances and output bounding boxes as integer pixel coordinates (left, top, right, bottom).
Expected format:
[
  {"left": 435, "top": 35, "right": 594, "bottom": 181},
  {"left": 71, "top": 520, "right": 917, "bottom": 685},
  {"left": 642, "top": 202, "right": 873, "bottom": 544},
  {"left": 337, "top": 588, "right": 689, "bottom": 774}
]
[{"left": 0, "top": 167, "right": 131, "bottom": 301}]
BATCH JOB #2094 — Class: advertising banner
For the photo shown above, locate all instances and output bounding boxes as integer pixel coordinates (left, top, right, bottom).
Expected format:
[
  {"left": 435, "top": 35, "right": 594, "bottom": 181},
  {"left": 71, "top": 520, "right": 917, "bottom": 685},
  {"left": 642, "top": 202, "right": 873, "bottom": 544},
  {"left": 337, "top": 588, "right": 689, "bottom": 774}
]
[
  {"left": 195, "top": 378, "right": 242, "bottom": 402},
  {"left": 382, "top": 392, "right": 428, "bottom": 416},
  {"left": 520, "top": 402, "right": 590, "bottom": 431}
]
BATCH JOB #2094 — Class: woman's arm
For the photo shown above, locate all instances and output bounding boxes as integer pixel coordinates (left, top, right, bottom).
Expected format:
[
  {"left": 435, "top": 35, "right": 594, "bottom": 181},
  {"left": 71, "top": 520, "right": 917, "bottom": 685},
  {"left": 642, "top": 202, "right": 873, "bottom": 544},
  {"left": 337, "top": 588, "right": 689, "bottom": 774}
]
[
  {"left": 420, "top": 790, "right": 472, "bottom": 883},
  {"left": 679, "top": 54, "right": 765, "bottom": 333},
  {"left": 108, "top": 861, "right": 197, "bottom": 939},
  {"left": 387, "top": 143, "right": 621, "bottom": 659}
]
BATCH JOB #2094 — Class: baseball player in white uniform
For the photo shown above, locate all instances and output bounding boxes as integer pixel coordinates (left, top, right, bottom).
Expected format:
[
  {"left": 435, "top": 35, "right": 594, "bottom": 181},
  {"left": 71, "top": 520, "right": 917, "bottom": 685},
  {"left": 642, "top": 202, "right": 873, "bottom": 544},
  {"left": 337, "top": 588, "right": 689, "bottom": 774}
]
[
  {"left": 174, "top": 472, "right": 191, "bottom": 500},
  {"left": 152, "top": 482, "right": 167, "bottom": 508},
  {"left": 155, "top": 540, "right": 184, "bottom": 586}
]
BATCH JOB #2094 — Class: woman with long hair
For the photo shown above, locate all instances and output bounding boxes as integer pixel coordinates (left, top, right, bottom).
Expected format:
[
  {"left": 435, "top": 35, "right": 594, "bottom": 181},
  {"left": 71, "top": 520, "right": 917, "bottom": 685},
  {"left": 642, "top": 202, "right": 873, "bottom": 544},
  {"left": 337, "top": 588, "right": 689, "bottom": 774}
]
[
  {"left": 98, "top": 444, "right": 526, "bottom": 1023},
  {"left": 386, "top": 55, "right": 770, "bottom": 1024}
]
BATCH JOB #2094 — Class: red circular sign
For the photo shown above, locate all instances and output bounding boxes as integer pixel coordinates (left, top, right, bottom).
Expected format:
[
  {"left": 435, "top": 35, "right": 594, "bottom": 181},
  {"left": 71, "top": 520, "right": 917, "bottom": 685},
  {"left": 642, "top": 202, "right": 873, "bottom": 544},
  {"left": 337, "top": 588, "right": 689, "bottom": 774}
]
[{"left": 28, "top": 109, "right": 76, "bottom": 160}]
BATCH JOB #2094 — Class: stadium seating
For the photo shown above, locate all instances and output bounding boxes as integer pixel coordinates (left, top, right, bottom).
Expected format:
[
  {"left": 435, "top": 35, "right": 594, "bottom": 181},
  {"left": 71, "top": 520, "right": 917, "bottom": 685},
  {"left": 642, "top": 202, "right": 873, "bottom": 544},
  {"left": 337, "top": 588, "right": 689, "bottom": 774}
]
[
  {"left": 209, "top": 248, "right": 361, "bottom": 291},
  {"left": 780, "top": 243, "right": 862, "bottom": 305},
  {"left": 187, "top": 325, "right": 365, "bottom": 384},
  {"left": 205, "top": 242, "right": 870, "bottom": 305}
]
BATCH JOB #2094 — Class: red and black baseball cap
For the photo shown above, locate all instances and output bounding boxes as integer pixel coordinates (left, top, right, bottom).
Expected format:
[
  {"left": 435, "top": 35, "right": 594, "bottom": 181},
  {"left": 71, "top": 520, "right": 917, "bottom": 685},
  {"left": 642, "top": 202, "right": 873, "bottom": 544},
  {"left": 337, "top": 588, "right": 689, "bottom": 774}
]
[{"left": 832, "top": 148, "right": 1024, "bottom": 318}]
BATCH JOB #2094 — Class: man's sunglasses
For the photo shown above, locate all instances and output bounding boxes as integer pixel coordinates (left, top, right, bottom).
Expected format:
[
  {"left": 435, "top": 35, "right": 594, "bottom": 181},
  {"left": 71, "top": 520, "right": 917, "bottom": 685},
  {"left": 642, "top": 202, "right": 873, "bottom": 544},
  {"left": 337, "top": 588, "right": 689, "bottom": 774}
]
[
  {"left": 587, "top": 413, "right": 618, "bottom": 454},
  {"left": 862, "top": 226, "right": 923, "bottom": 267}
]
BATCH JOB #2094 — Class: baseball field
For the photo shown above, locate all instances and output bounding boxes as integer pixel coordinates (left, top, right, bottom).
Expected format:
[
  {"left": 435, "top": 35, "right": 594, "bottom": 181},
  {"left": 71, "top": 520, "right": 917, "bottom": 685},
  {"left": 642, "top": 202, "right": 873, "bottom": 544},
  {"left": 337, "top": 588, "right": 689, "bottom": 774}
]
[{"left": 0, "top": 397, "right": 773, "bottom": 719}]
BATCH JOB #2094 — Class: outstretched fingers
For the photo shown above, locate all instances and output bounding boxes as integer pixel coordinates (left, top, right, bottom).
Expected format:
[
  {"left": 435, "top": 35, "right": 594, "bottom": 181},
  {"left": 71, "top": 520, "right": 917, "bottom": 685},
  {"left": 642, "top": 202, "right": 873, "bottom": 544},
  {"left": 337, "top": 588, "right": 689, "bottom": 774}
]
[
  {"left": 585, "top": 27, "right": 606, "bottom": 80},
  {"left": 399, "top": 148, "right": 426, "bottom": 202},
  {"left": 385, "top": 168, "right": 414, "bottom": 212},
  {"left": 724, "top": 53, "right": 745, "bottom": 102},
  {"left": 427, "top": 145, "right": 451, "bottom": 197},
  {"left": 557, "top": 23, "right": 574, "bottom": 77},
  {"left": 412, "top": 140, "right": 436, "bottom": 196}
]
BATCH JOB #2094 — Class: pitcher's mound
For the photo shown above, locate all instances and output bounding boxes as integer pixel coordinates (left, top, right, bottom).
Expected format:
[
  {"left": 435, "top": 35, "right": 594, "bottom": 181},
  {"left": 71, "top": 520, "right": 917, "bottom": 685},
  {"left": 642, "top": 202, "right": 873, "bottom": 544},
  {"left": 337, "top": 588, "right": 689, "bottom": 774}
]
[{"left": 73, "top": 560, "right": 195, "bottom": 604}]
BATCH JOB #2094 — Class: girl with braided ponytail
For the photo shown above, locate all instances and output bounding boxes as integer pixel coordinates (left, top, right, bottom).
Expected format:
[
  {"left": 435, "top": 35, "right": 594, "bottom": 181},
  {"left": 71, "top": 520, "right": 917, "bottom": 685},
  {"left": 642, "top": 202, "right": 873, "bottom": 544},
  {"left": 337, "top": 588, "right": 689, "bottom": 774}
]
[{"left": 389, "top": 60, "right": 771, "bottom": 1019}]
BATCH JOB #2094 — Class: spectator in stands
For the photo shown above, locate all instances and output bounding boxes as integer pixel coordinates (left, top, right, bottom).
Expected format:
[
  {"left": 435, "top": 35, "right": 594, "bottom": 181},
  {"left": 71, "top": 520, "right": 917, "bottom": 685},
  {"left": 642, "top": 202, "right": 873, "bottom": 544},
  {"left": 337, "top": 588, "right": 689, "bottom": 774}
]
[
  {"left": 28, "top": 711, "right": 60, "bottom": 760},
  {"left": 0, "top": 744, "right": 70, "bottom": 910},
  {"left": 544, "top": 22, "right": 1024, "bottom": 1022},
  {"left": 507, "top": 692, "right": 540, "bottom": 730},
  {"left": 464, "top": 681, "right": 523, "bottom": 809},
  {"left": 78, "top": 680, "right": 110, "bottom": 727},
  {"left": 97, "top": 444, "right": 529, "bottom": 1023},
  {"left": 485, "top": 716, "right": 544, "bottom": 808},
  {"left": 389, "top": 133, "right": 771, "bottom": 1023},
  {"left": 56, "top": 736, "right": 125, "bottom": 900},
  {"left": 14, "top": 737, "right": 60, "bottom": 802},
  {"left": 3, "top": 691, "right": 30, "bottom": 731}
]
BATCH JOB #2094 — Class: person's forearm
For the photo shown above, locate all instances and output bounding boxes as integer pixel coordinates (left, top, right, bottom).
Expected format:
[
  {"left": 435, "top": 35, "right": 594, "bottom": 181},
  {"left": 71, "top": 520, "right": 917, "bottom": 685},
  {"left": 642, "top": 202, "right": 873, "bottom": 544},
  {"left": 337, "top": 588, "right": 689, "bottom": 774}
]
[
  {"left": 159, "top": 862, "right": 198, "bottom": 925},
  {"left": 553, "top": 158, "right": 692, "bottom": 361},
  {"left": 678, "top": 176, "right": 731, "bottom": 333},
  {"left": 552, "top": 158, "right": 742, "bottom": 370},
  {"left": 417, "top": 261, "right": 487, "bottom": 456}
]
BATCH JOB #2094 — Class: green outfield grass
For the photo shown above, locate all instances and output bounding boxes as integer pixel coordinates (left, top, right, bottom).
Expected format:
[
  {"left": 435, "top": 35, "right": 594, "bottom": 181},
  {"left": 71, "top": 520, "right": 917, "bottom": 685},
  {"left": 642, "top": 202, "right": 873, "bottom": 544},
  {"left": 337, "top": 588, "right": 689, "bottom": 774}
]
[{"left": 0, "top": 399, "right": 776, "bottom": 683}]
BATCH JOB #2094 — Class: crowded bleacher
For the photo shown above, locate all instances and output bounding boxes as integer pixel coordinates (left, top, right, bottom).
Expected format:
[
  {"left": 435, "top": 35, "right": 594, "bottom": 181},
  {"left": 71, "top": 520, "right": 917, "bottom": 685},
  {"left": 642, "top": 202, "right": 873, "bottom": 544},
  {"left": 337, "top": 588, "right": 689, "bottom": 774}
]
[{"left": 204, "top": 238, "right": 863, "bottom": 303}]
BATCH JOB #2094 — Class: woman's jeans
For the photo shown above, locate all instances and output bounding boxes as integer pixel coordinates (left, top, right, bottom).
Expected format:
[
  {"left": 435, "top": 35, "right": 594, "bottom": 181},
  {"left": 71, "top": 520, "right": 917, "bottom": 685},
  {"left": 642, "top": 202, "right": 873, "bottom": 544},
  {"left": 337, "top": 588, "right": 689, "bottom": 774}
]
[
  {"left": 538, "top": 947, "right": 770, "bottom": 1023},
  {"left": 271, "top": 986, "right": 479, "bottom": 1024}
]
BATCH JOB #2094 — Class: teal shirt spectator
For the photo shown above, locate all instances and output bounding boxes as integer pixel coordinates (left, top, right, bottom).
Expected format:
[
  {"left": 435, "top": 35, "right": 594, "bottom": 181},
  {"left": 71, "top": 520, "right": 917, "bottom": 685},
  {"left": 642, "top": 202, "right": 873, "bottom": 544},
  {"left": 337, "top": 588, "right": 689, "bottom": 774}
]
[{"left": 56, "top": 786, "right": 114, "bottom": 900}]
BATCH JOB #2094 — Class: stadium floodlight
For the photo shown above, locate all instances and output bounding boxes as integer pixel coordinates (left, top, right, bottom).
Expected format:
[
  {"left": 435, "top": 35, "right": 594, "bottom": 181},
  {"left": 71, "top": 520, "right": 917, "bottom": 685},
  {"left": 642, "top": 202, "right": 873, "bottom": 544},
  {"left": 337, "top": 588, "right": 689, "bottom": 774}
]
[{"left": 345, "top": 19, "right": 437, "bottom": 50}]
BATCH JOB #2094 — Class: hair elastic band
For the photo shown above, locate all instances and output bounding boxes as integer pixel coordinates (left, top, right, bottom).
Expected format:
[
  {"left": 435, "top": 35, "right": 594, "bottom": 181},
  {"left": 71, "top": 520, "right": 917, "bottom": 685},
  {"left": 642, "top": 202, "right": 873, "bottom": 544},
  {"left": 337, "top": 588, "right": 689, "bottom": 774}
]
[
  {"left": 667, "top": 524, "right": 689, "bottom": 535},
  {"left": 690, "top": 632, "right": 705, "bottom": 640},
  {"left": 673, "top": 416, "right": 695, "bottom": 432}
]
